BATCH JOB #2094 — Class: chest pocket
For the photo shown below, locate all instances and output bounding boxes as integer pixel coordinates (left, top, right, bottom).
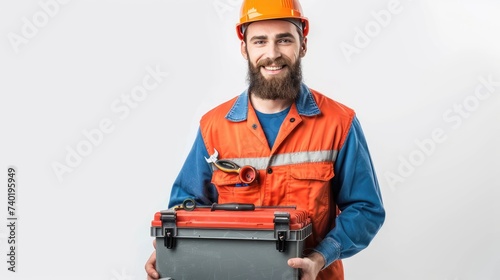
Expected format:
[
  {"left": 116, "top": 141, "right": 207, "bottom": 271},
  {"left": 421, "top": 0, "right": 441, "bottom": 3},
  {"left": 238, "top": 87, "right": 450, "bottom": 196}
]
[
  {"left": 287, "top": 162, "right": 334, "bottom": 222},
  {"left": 211, "top": 170, "right": 262, "bottom": 205}
]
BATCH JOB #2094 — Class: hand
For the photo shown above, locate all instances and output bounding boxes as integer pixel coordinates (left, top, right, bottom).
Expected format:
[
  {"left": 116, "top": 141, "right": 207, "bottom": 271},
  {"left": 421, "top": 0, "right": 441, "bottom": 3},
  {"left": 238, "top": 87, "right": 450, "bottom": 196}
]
[
  {"left": 287, "top": 252, "right": 325, "bottom": 280},
  {"left": 145, "top": 239, "right": 160, "bottom": 280}
]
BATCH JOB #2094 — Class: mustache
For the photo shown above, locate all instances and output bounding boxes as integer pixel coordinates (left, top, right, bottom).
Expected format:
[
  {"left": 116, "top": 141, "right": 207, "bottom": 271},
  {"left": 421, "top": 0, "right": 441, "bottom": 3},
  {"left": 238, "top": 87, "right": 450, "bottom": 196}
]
[{"left": 256, "top": 57, "right": 291, "bottom": 68}]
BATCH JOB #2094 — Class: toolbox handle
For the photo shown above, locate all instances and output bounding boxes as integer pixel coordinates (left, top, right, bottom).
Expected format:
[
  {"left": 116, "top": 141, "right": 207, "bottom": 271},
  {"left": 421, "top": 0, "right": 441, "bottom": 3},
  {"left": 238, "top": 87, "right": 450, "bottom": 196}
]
[{"left": 211, "top": 203, "right": 255, "bottom": 211}]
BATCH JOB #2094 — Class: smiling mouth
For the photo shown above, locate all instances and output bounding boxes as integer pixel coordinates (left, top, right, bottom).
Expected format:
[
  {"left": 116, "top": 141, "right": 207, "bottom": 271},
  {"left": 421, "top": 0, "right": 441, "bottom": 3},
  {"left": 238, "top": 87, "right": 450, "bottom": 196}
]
[{"left": 264, "top": 65, "right": 284, "bottom": 71}]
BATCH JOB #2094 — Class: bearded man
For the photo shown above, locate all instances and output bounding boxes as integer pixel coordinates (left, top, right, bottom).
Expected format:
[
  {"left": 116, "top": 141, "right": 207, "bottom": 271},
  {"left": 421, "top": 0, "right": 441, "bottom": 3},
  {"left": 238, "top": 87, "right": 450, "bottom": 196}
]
[{"left": 146, "top": 1, "right": 385, "bottom": 279}]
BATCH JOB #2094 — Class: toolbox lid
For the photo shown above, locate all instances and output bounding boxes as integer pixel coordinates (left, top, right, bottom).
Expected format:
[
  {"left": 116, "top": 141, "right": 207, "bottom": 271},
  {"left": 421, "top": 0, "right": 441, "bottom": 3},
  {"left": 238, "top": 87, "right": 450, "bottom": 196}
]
[{"left": 151, "top": 208, "right": 310, "bottom": 230}]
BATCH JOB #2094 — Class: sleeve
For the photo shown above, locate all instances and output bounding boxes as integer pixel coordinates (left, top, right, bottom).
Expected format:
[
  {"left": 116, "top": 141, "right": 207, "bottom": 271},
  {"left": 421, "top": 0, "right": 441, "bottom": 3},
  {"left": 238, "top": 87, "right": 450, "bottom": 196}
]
[
  {"left": 313, "top": 116, "right": 385, "bottom": 267},
  {"left": 167, "top": 128, "right": 217, "bottom": 208}
]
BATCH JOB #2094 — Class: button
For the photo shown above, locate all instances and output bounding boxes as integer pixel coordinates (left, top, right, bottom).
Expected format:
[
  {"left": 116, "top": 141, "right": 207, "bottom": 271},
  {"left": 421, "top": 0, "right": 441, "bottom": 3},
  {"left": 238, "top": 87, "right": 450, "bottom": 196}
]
[
  {"left": 267, "top": 168, "right": 273, "bottom": 174},
  {"left": 290, "top": 118, "right": 295, "bottom": 123},
  {"left": 252, "top": 124, "right": 258, "bottom": 129}
]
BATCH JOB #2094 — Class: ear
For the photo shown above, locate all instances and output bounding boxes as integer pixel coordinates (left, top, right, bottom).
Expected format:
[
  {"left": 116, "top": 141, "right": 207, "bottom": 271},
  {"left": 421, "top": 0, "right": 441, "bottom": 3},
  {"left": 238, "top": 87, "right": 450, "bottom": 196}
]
[
  {"left": 241, "top": 40, "right": 249, "bottom": 60},
  {"left": 299, "top": 37, "right": 308, "bottom": 58}
]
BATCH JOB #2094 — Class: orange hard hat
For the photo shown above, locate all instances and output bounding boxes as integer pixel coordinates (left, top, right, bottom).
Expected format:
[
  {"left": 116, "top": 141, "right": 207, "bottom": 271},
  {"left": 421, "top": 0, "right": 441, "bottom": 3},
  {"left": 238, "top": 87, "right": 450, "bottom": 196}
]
[{"left": 236, "top": 0, "right": 309, "bottom": 40}]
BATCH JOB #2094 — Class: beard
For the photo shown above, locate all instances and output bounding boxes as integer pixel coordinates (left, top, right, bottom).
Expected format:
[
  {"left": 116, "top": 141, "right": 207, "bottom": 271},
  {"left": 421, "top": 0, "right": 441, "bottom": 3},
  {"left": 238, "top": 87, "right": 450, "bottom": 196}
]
[{"left": 247, "top": 56, "right": 303, "bottom": 100}]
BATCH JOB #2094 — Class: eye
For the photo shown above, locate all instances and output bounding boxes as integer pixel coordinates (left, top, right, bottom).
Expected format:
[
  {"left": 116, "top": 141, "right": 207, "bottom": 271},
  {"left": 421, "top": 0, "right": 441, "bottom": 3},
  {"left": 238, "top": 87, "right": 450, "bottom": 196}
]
[
  {"left": 253, "top": 40, "right": 266, "bottom": 45},
  {"left": 278, "top": 39, "right": 293, "bottom": 44}
]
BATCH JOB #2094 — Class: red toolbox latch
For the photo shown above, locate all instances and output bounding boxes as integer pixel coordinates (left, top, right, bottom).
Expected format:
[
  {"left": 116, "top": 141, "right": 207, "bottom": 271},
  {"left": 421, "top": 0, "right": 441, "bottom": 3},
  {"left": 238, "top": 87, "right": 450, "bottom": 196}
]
[{"left": 273, "top": 212, "right": 291, "bottom": 252}]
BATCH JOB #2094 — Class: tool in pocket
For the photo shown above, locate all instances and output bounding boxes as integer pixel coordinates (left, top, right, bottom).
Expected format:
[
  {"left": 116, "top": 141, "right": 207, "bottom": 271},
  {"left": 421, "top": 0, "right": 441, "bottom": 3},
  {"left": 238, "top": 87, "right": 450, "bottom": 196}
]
[{"left": 205, "top": 148, "right": 259, "bottom": 184}]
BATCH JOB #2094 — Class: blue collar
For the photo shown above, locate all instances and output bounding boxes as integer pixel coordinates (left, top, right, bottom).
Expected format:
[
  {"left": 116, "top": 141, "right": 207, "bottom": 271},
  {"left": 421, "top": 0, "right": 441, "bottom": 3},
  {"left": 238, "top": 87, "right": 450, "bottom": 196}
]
[{"left": 225, "top": 83, "right": 321, "bottom": 122}]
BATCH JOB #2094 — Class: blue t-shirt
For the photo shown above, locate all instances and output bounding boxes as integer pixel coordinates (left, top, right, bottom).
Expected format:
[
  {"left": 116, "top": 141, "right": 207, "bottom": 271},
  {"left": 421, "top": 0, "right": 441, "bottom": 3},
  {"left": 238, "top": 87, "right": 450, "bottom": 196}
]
[{"left": 254, "top": 106, "right": 291, "bottom": 149}]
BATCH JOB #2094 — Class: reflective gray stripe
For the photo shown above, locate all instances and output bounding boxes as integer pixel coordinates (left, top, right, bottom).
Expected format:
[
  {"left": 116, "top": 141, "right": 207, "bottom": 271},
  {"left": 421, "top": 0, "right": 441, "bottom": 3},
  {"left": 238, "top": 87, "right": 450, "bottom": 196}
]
[
  {"left": 270, "top": 150, "right": 338, "bottom": 167},
  {"left": 211, "top": 150, "right": 338, "bottom": 171}
]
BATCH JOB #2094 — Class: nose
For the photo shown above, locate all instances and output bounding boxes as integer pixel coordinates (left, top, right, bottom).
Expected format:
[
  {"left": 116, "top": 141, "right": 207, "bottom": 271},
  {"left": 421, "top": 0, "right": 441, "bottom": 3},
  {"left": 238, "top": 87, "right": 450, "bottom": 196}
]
[{"left": 265, "top": 42, "right": 281, "bottom": 61}]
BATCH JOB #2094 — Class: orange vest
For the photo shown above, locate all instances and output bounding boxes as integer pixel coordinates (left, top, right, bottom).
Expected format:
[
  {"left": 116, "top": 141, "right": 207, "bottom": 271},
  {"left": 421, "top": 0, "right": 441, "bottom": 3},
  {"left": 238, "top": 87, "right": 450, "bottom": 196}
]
[{"left": 200, "top": 88, "right": 354, "bottom": 280}]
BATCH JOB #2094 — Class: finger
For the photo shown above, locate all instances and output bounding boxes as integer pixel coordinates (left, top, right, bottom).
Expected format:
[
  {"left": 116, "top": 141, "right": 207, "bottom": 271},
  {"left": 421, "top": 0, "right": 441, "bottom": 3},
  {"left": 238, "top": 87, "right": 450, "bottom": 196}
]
[
  {"left": 288, "top": 257, "right": 305, "bottom": 269},
  {"left": 152, "top": 239, "right": 157, "bottom": 249},
  {"left": 289, "top": 258, "right": 314, "bottom": 280},
  {"left": 146, "top": 266, "right": 159, "bottom": 279},
  {"left": 145, "top": 251, "right": 159, "bottom": 279}
]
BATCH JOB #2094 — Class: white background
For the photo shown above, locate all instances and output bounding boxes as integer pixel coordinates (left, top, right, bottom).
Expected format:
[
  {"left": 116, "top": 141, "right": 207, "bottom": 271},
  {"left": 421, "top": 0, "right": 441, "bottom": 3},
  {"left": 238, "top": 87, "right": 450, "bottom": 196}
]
[{"left": 1, "top": 0, "right": 499, "bottom": 279}]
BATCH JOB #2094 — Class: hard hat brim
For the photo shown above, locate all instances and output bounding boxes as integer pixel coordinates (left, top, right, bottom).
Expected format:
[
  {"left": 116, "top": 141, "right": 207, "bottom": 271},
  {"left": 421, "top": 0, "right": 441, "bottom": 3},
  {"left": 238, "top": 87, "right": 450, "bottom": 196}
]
[{"left": 236, "top": 17, "right": 309, "bottom": 40}]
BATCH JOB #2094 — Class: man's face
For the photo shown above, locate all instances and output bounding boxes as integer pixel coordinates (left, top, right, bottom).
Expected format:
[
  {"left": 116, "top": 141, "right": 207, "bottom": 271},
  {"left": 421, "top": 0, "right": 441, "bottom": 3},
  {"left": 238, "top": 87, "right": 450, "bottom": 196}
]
[{"left": 241, "top": 20, "right": 307, "bottom": 100}]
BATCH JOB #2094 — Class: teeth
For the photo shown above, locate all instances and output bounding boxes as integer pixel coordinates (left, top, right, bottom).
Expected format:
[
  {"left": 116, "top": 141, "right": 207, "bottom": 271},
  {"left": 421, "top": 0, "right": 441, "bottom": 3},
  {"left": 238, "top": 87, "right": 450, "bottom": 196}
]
[{"left": 264, "top": 66, "right": 283, "bottom": 71}]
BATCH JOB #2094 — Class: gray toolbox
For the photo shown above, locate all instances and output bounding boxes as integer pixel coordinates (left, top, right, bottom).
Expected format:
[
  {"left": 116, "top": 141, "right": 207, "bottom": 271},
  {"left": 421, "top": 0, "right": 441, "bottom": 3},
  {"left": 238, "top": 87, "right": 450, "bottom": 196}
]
[{"left": 150, "top": 207, "right": 312, "bottom": 280}]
